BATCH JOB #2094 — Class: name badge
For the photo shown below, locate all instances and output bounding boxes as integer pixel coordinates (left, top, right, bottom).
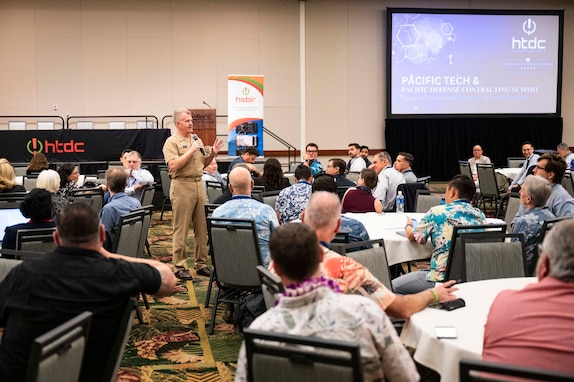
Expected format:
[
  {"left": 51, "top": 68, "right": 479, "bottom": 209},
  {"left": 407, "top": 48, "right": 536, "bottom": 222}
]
[{"left": 182, "top": 145, "right": 187, "bottom": 149}]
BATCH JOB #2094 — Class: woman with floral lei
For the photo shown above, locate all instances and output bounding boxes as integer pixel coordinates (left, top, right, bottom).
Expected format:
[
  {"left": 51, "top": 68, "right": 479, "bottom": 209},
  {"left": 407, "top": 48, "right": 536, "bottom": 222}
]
[{"left": 234, "top": 222, "right": 419, "bottom": 382}]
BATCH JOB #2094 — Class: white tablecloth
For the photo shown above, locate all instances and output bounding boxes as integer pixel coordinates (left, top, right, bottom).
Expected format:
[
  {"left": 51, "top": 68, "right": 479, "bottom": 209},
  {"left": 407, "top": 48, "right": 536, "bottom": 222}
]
[
  {"left": 344, "top": 212, "right": 432, "bottom": 265},
  {"left": 400, "top": 277, "right": 536, "bottom": 381},
  {"left": 495, "top": 167, "right": 522, "bottom": 180}
]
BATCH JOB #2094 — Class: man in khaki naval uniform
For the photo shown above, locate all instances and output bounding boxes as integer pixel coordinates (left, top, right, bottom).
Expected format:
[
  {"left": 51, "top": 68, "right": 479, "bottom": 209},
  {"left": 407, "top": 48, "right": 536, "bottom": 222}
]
[{"left": 163, "top": 108, "right": 224, "bottom": 280}]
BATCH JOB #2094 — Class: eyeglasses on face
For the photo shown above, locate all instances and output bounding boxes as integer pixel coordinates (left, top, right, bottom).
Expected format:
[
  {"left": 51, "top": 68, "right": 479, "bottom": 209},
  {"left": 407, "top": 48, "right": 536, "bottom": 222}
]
[
  {"left": 306, "top": 150, "right": 318, "bottom": 153},
  {"left": 535, "top": 165, "right": 546, "bottom": 171}
]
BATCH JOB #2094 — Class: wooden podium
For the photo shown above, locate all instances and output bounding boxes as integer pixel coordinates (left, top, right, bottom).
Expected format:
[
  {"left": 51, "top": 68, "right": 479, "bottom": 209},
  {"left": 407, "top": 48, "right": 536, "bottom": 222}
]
[{"left": 189, "top": 109, "right": 216, "bottom": 146}]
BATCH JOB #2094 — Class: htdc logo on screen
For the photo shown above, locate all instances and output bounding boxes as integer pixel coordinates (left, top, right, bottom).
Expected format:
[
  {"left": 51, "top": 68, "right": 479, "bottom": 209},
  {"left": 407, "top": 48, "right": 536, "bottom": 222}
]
[
  {"left": 512, "top": 18, "right": 546, "bottom": 50},
  {"left": 26, "top": 137, "right": 85, "bottom": 154}
]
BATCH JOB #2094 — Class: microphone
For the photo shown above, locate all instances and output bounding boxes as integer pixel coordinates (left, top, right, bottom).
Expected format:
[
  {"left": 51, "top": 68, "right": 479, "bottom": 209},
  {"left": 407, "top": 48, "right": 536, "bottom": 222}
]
[
  {"left": 203, "top": 100, "right": 213, "bottom": 109},
  {"left": 192, "top": 134, "right": 206, "bottom": 155}
]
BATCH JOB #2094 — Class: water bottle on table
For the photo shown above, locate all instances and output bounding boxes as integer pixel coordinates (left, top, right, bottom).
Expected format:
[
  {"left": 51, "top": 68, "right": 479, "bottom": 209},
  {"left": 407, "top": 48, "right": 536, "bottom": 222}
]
[{"left": 396, "top": 190, "right": 404, "bottom": 213}]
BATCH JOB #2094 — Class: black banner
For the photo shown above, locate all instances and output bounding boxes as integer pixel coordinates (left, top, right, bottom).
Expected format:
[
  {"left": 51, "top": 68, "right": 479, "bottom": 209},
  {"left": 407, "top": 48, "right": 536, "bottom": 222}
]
[{"left": 0, "top": 129, "right": 171, "bottom": 163}]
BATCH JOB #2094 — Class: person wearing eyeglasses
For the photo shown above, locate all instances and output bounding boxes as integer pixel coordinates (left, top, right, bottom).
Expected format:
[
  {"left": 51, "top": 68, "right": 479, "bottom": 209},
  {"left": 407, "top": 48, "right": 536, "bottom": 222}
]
[
  {"left": 57, "top": 163, "right": 80, "bottom": 198},
  {"left": 302, "top": 143, "right": 323, "bottom": 176},
  {"left": 513, "top": 153, "right": 574, "bottom": 224}
]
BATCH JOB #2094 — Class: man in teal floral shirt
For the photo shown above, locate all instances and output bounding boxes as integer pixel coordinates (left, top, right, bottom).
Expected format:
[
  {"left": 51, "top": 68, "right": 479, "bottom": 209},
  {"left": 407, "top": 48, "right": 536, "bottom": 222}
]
[{"left": 392, "top": 174, "right": 486, "bottom": 294}]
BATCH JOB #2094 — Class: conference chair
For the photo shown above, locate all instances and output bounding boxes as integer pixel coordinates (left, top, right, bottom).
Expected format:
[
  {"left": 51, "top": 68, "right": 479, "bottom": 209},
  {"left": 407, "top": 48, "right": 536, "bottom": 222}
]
[
  {"left": 251, "top": 185, "right": 266, "bottom": 202},
  {"left": 329, "top": 239, "right": 392, "bottom": 290},
  {"left": 206, "top": 217, "right": 263, "bottom": 334},
  {"left": 476, "top": 163, "right": 507, "bottom": 217},
  {"left": 203, "top": 203, "right": 222, "bottom": 308},
  {"left": 243, "top": 328, "right": 363, "bottom": 382},
  {"left": 283, "top": 172, "right": 295, "bottom": 185},
  {"left": 460, "top": 358, "right": 574, "bottom": 382},
  {"left": 458, "top": 160, "right": 473, "bottom": 180},
  {"left": 0, "top": 192, "right": 27, "bottom": 209},
  {"left": 23, "top": 175, "right": 38, "bottom": 190},
  {"left": 139, "top": 184, "right": 156, "bottom": 207},
  {"left": 133, "top": 204, "right": 154, "bottom": 258},
  {"left": 444, "top": 223, "right": 507, "bottom": 282},
  {"left": 69, "top": 187, "right": 104, "bottom": 213},
  {"left": 503, "top": 194, "right": 521, "bottom": 231},
  {"left": 538, "top": 216, "right": 573, "bottom": 246},
  {"left": 346, "top": 171, "right": 361, "bottom": 184},
  {"left": 0, "top": 257, "right": 23, "bottom": 282},
  {"left": 205, "top": 180, "right": 224, "bottom": 203},
  {"left": 25, "top": 311, "right": 92, "bottom": 382},
  {"left": 507, "top": 157, "right": 525, "bottom": 168},
  {"left": 0, "top": 248, "right": 45, "bottom": 261},
  {"left": 337, "top": 186, "right": 353, "bottom": 201},
  {"left": 414, "top": 189, "right": 442, "bottom": 213},
  {"left": 397, "top": 182, "right": 429, "bottom": 212},
  {"left": 460, "top": 232, "right": 526, "bottom": 282},
  {"left": 100, "top": 298, "right": 137, "bottom": 382},
  {"left": 159, "top": 168, "right": 171, "bottom": 220},
  {"left": 562, "top": 172, "right": 574, "bottom": 197},
  {"left": 15, "top": 227, "right": 57, "bottom": 253},
  {"left": 260, "top": 190, "right": 281, "bottom": 209},
  {"left": 256, "top": 265, "right": 284, "bottom": 310}
]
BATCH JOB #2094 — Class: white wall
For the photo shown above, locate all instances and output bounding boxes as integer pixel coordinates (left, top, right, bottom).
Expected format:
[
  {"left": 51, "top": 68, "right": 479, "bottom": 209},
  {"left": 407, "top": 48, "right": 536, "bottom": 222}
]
[{"left": 0, "top": 0, "right": 573, "bottom": 155}]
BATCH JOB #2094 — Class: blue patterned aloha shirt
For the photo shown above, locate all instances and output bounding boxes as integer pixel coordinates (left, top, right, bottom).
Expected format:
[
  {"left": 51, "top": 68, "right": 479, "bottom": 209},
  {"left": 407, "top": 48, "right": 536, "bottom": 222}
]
[
  {"left": 308, "top": 159, "right": 323, "bottom": 176},
  {"left": 275, "top": 181, "right": 312, "bottom": 223},
  {"left": 413, "top": 199, "right": 486, "bottom": 281},
  {"left": 512, "top": 206, "right": 555, "bottom": 268},
  {"left": 339, "top": 215, "right": 370, "bottom": 243},
  {"left": 212, "top": 195, "right": 279, "bottom": 267}
]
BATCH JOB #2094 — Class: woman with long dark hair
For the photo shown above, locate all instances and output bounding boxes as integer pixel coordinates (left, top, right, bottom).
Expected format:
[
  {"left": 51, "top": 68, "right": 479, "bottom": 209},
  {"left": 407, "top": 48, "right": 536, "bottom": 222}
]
[{"left": 254, "top": 158, "right": 290, "bottom": 191}]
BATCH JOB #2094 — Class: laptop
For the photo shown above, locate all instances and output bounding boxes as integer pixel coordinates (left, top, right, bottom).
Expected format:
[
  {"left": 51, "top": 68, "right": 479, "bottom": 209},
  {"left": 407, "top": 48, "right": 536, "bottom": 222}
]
[{"left": 0, "top": 208, "right": 28, "bottom": 244}]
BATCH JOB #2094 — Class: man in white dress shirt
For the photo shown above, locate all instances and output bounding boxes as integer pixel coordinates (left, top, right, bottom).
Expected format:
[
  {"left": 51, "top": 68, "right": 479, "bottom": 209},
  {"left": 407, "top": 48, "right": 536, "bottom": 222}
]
[
  {"left": 557, "top": 142, "right": 574, "bottom": 169},
  {"left": 347, "top": 143, "right": 367, "bottom": 172},
  {"left": 371, "top": 151, "right": 405, "bottom": 211},
  {"left": 124, "top": 151, "right": 155, "bottom": 201},
  {"left": 508, "top": 142, "right": 539, "bottom": 194}
]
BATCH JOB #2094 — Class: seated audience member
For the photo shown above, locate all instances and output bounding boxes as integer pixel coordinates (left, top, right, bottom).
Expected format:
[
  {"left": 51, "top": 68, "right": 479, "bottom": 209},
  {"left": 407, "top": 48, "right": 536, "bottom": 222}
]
[
  {"left": 312, "top": 174, "right": 370, "bottom": 243},
  {"left": 508, "top": 141, "right": 539, "bottom": 194},
  {"left": 360, "top": 145, "right": 372, "bottom": 167},
  {"left": 0, "top": 158, "right": 26, "bottom": 193},
  {"left": 512, "top": 175, "right": 555, "bottom": 275},
  {"left": 514, "top": 153, "right": 574, "bottom": 221},
  {"left": 341, "top": 168, "right": 383, "bottom": 213},
  {"left": 235, "top": 222, "right": 420, "bottom": 382},
  {"left": 119, "top": 148, "right": 133, "bottom": 168},
  {"left": 212, "top": 163, "right": 251, "bottom": 205},
  {"left": 371, "top": 152, "right": 406, "bottom": 211},
  {"left": 0, "top": 202, "right": 176, "bottom": 382},
  {"left": 392, "top": 174, "right": 486, "bottom": 294},
  {"left": 326, "top": 158, "right": 356, "bottom": 187},
  {"left": 347, "top": 143, "right": 367, "bottom": 172},
  {"left": 557, "top": 142, "right": 574, "bottom": 169},
  {"left": 57, "top": 162, "right": 80, "bottom": 197},
  {"left": 276, "top": 191, "right": 457, "bottom": 319},
  {"left": 227, "top": 146, "right": 261, "bottom": 177},
  {"left": 36, "top": 169, "right": 71, "bottom": 221},
  {"left": 394, "top": 152, "right": 418, "bottom": 183},
  {"left": 124, "top": 150, "right": 155, "bottom": 201},
  {"left": 482, "top": 219, "right": 574, "bottom": 375},
  {"left": 202, "top": 157, "right": 226, "bottom": 189},
  {"left": 1, "top": 188, "right": 56, "bottom": 250},
  {"left": 275, "top": 164, "right": 313, "bottom": 223},
  {"left": 212, "top": 167, "right": 279, "bottom": 267},
  {"left": 253, "top": 158, "right": 290, "bottom": 191},
  {"left": 26, "top": 153, "right": 49, "bottom": 175},
  {"left": 99, "top": 167, "right": 142, "bottom": 247},
  {"left": 467, "top": 145, "right": 491, "bottom": 187},
  {"left": 302, "top": 142, "right": 323, "bottom": 176}
]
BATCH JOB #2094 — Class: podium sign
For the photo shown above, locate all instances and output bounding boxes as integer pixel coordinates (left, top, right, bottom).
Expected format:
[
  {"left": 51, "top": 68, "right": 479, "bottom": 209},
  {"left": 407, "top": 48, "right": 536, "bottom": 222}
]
[{"left": 189, "top": 109, "right": 216, "bottom": 147}]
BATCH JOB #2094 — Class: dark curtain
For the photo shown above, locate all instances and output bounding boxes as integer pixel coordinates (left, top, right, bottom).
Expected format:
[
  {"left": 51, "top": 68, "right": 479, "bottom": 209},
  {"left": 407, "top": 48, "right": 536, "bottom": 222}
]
[{"left": 385, "top": 117, "right": 563, "bottom": 181}]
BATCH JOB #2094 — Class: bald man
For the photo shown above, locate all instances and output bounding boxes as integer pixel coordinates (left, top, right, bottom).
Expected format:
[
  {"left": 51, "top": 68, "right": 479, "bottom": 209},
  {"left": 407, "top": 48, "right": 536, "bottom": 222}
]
[{"left": 211, "top": 167, "right": 279, "bottom": 267}]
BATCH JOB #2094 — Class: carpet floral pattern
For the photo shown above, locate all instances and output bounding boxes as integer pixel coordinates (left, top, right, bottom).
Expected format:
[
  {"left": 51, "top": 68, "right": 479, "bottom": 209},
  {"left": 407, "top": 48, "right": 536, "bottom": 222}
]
[{"left": 117, "top": 210, "right": 242, "bottom": 382}]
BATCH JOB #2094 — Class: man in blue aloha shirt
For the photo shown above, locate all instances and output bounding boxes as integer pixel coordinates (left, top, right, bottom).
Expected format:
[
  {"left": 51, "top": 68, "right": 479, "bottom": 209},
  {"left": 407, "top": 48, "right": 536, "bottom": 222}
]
[
  {"left": 392, "top": 174, "right": 486, "bottom": 294},
  {"left": 275, "top": 164, "right": 313, "bottom": 223},
  {"left": 212, "top": 166, "right": 279, "bottom": 267}
]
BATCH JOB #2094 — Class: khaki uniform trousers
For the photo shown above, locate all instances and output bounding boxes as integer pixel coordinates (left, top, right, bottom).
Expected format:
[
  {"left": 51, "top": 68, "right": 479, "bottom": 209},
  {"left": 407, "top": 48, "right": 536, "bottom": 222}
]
[{"left": 170, "top": 177, "right": 208, "bottom": 270}]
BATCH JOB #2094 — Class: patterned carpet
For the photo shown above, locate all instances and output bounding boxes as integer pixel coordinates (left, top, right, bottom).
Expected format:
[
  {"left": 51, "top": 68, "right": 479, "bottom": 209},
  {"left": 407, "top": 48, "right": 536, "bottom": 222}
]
[{"left": 117, "top": 210, "right": 242, "bottom": 382}]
